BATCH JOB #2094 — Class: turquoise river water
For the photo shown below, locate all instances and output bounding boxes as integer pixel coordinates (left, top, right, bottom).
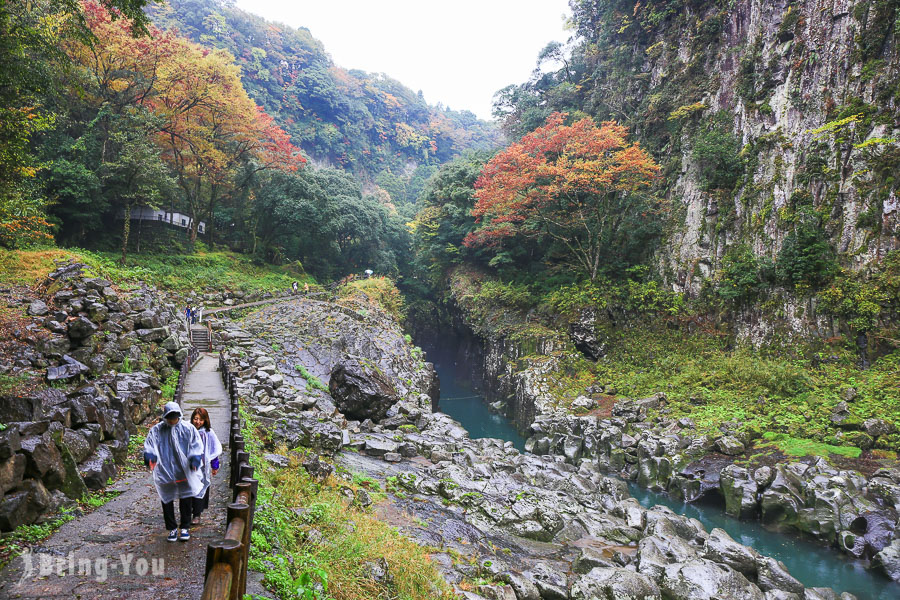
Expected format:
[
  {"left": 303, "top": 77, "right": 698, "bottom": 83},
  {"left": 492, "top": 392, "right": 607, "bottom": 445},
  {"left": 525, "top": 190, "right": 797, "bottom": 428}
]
[{"left": 425, "top": 341, "right": 900, "bottom": 600}]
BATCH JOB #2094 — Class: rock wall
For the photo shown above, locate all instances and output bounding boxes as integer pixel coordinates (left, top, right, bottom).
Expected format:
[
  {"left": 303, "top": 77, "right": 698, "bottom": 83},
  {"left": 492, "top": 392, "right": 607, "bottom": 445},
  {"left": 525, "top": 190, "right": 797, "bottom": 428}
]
[
  {"left": 595, "top": 0, "right": 900, "bottom": 287},
  {"left": 0, "top": 262, "right": 190, "bottom": 530}
]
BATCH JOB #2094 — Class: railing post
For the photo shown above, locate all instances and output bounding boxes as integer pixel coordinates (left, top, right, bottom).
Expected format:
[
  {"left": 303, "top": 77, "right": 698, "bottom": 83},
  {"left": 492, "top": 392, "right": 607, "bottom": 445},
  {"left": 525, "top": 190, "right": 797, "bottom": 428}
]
[
  {"left": 227, "top": 502, "right": 251, "bottom": 599},
  {"left": 226, "top": 503, "right": 250, "bottom": 600},
  {"left": 202, "top": 539, "right": 241, "bottom": 600}
]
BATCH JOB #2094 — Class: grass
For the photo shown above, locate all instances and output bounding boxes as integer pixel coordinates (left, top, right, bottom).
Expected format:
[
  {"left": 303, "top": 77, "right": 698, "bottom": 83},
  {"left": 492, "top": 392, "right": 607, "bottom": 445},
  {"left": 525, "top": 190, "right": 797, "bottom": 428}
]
[
  {"left": 547, "top": 325, "right": 900, "bottom": 456},
  {"left": 0, "top": 372, "right": 33, "bottom": 396},
  {"left": 758, "top": 432, "right": 862, "bottom": 459},
  {"left": 0, "top": 248, "right": 312, "bottom": 293},
  {"left": 0, "top": 510, "right": 77, "bottom": 567},
  {"left": 0, "top": 248, "right": 78, "bottom": 285},
  {"left": 295, "top": 364, "right": 329, "bottom": 393},
  {"left": 338, "top": 277, "right": 405, "bottom": 321},
  {"left": 160, "top": 372, "right": 179, "bottom": 402},
  {"left": 241, "top": 411, "right": 452, "bottom": 600}
]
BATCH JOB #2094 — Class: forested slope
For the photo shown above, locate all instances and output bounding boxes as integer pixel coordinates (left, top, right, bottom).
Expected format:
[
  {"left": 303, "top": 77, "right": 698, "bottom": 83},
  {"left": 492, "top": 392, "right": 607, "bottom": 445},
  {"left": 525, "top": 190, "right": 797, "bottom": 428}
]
[{"left": 150, "top": 0, "right": 501, "bottom": 204}]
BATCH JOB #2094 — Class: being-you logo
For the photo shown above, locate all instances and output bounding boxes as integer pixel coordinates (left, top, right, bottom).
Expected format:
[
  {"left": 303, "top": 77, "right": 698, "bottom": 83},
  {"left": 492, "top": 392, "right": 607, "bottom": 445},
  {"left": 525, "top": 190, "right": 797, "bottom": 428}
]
[{"left": 17, "top": 549, "right": 165, "bottom": 584}]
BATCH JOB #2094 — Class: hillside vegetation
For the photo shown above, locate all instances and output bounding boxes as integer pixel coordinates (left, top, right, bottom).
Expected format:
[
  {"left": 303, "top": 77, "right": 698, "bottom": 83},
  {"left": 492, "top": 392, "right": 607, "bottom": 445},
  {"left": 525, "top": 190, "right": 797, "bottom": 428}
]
[
  {"left": 0, "top": 248, "right": 306, "bottom": 293},
  {"left": 151, "top": 0, "right": 500, "bottom": 197}
]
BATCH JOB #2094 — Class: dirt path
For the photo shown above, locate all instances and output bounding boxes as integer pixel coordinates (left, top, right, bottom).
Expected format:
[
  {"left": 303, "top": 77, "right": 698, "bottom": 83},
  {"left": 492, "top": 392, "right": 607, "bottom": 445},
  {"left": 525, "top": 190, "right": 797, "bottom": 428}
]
[{"left": 0, "top": 354, "right": 235, "bottom": 600}]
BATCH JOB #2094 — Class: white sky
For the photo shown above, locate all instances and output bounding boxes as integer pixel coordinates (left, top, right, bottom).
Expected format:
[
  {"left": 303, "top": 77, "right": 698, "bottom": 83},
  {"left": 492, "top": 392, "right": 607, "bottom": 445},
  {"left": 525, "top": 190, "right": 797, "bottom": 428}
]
[{"left": 233, "top": 0, "right": 572, "bottom": 121}]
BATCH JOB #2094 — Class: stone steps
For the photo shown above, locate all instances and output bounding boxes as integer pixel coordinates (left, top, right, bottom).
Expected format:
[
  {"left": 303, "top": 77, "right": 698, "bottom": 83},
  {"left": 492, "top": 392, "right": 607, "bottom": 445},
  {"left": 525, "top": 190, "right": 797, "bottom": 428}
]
[{"left": 191, "top": 327, "right": 210, "bottom": 351}]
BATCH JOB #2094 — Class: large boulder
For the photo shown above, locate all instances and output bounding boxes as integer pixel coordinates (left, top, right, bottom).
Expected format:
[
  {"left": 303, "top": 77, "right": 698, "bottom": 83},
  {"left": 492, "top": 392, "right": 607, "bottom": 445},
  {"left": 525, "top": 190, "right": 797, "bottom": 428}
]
[
  {"left": 702, "top": 528, "right": 760, "bottom": 576},
  {"left": 58, "top": 427, "right": 93, "bottom": 463},
  {"left": 46, "top": 354, "right": 90, "bottom": 381},
  {"left": 755, "top": 556, "right": 804, "bottom": 594},
  {"left": 571, "top": 566, "right": 661, "bottom": 600},
  {"left": 0, "top": 489, "right": 41, "bottom": 531},
  {"left": 0, "top": 455, "right": 26, "bottom": 495},
  {"left": 54, "top": 434, "right": 89, "bottom": 500},
  {"left": 0, "top": 428, "right": 22, "bottom": 460},
  {"left": 329, "top": 359, "right": 400, "bottom": 422},
  {"left": 19, "top": 433, "right": 65, "bottom": 489},
  {"left": 67, "top": 316, "right": 99, "bottom": 339},
  {"left": 27, "top": 300, "right": 49, "bottom": 316},
  {"left": 720, "top": 465, "right": 759, "bottom": 518},
  {"left": 660, "top": 559, "right": 765, "bottom": 600},
  {"left": 873, "top": 539, "right": 900, "bottom": 581}
]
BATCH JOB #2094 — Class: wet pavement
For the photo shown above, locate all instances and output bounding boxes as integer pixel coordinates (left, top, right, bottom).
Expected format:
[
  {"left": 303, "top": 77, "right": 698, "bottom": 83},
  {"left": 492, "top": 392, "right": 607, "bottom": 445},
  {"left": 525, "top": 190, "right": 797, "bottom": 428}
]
[{"left": 0, "top": 354, "right": 249, "bottom": 600}]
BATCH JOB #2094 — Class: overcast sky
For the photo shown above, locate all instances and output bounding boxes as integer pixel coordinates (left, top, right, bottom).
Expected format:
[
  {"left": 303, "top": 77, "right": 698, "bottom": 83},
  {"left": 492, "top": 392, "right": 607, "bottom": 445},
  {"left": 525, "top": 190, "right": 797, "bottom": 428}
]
[{"left": 233, "top": 0, "right": 572, "bottom": 121}]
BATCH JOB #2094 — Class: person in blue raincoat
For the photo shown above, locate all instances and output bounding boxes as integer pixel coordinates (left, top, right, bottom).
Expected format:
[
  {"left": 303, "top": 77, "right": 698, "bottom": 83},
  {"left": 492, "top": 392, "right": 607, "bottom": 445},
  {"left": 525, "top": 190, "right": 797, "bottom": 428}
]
[{"left": 144, "top": 401, "right": 203, "bottom": 542}]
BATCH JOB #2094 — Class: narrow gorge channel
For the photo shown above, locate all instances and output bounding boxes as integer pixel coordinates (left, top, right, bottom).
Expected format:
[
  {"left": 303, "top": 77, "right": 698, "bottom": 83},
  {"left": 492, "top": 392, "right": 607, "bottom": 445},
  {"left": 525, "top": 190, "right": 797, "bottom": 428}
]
[{"left": 418, "top": 332, "right": 900, "bottom": 600}]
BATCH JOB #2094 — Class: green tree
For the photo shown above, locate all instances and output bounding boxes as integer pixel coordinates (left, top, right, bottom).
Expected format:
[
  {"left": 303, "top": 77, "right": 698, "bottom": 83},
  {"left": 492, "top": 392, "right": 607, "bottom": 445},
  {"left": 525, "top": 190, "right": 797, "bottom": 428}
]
[
  {"left": 776, "top": 209, "right": 838, "bottom": 289},
  {"left": 410, "top": 152, "right": 489, "bottom": 284},
  {"left": 0, "top": 0, "right": 160, "bottom": 246}
]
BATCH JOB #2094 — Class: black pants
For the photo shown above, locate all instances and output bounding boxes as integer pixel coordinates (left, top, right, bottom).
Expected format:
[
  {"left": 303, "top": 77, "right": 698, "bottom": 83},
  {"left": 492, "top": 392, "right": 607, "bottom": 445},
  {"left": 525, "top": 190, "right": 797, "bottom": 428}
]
[
  {"left": 192, "top": 486, "right": 210, "bottom": 518},
  {"left": 161, "top": 498, "right": 193, "bottom": 530}
]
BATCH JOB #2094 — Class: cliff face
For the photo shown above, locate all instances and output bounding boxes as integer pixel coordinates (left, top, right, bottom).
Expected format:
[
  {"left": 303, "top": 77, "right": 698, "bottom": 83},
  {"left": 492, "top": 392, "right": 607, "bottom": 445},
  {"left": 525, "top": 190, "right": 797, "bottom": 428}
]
[{"left": 625, "top": 0, "right": 900, "bottom": 291}]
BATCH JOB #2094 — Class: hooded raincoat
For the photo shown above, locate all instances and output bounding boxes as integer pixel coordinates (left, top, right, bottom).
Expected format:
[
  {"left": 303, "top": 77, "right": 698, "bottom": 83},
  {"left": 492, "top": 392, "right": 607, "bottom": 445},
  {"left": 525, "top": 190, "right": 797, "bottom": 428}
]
[
  {"left": 197, "top": 427, "right": 223, "bottom": 499},
  {"left": 144, "top": 402, "right": 204, "bottom": 503}
]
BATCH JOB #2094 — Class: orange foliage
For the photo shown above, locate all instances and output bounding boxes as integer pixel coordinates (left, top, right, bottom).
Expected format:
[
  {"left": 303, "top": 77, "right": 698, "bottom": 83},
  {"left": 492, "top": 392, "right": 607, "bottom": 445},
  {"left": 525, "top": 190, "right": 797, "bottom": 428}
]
[
  {"left": 464, "top": 112, "right": 659, "bottom": 279},
  {"left": 75, "top": 1, "right": 305, "bottom": 236}
]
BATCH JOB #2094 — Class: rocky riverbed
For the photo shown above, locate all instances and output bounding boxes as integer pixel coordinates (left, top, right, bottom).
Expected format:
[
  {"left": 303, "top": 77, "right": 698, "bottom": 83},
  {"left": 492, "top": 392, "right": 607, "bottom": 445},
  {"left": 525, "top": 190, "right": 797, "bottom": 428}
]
[
  {"left": 431, "top": 299, "right": 900, "bottom": 582},
  {"left": 220, "top": 297, "right": 878, "bottom": 599}
]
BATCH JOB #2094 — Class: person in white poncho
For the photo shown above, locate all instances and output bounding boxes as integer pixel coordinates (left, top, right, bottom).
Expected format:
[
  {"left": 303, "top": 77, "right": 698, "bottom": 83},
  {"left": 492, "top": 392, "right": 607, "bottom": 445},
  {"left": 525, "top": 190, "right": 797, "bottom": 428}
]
[
  {"left": 144, "top": 402, "right": 203, "bottom": 542},
  {"left": 189, "top": 407, "right": 222, "bottom": 525}
]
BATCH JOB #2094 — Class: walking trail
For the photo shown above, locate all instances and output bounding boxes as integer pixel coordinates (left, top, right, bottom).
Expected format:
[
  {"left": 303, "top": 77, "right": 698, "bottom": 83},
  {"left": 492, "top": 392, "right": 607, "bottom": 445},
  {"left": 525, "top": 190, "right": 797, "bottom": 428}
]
[{"left": 0, "top": 354, "right": 236, "bottom": 600}]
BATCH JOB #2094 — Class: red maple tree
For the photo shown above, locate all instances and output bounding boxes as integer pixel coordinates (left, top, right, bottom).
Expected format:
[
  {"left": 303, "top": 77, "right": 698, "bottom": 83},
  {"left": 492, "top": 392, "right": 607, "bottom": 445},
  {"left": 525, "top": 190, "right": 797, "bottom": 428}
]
[{"left": 464, "top": 112, "right": 660, "bottom": 280}]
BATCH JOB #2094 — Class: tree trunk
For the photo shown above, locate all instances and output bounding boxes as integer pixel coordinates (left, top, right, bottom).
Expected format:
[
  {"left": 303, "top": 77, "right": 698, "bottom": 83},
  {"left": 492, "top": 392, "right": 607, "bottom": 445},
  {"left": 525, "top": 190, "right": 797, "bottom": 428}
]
[
  {"left": 121, "top": 202, "right": 131, "bottom": 265},
  {"left": 136, "top": 212, "right": 143, "bottom": 253},
  {"left": 207, "top": 189, "right": 215, "bottom": 248}
]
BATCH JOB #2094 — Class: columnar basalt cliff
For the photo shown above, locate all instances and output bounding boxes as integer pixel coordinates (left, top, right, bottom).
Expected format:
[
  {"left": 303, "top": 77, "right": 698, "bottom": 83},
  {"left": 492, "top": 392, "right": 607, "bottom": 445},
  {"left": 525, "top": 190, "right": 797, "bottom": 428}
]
[{"left": 645, "top": 0, "right": 900, "bottom": 279}]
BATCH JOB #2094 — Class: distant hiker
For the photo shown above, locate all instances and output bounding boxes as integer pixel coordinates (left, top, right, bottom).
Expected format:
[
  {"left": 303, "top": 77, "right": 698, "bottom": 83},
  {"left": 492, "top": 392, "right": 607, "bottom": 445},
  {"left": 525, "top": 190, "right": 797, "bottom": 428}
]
[
  {"left": 292, "top": 281, "right": 299, "bottom": 294},
  {"left": 303, "top": 282, "right": 309, "bottom": 295},
  {"left": 364, "top": 269, "right": 373, "bottom": 278},
  {"left": 196, "top": 305, "right": 203, "bottom": 324},
  {"left": 189, "top": 407, "right": 222, "bottom": 525},
  {"left": 185, "top": 305, "right": 192, "bottom": 322},
  {"left": 144, "top": 402, "right": 203, "bottom": 542}
]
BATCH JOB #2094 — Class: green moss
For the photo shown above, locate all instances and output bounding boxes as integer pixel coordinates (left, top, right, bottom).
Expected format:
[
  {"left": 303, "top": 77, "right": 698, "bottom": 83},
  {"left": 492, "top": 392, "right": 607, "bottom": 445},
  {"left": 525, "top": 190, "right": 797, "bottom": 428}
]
[
  {"left": 551, "top": 325, "right": 899, "bottom": 450},
  {"left": 759, "top": 432, "right": 862, "bottom": 458},
  {"left": 295, "top": 364, "right": 328, "bottom": 392}
]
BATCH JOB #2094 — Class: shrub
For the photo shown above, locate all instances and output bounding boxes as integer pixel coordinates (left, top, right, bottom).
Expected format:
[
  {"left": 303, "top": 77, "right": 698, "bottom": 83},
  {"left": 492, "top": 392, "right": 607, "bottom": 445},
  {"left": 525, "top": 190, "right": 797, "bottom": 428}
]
[
  {"left": 775, "top": 209, "right": 838, "bottom": 289},
  {"left": 339, "top": 277, "right": 405, "bottom": 321},
  {"left": 716, "top": 245, "right": 773, "bottom": 304},
  {"left": 691, "top": 112, "right": 744, "bottom": 192}
]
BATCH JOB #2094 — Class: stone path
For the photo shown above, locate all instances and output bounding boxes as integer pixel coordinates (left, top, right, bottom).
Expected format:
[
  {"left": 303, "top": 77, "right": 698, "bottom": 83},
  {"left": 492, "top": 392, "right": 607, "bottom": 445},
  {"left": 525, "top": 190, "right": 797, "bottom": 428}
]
[{"left": 0, "top": 354, "right": 234, "bottom": 600}]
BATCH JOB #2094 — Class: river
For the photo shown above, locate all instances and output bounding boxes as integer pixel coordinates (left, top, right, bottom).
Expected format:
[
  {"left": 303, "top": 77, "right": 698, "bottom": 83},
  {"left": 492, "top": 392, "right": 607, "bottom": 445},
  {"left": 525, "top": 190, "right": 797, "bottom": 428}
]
[{"left": 422, "top": 336, "right": 900, "bottom": 599}]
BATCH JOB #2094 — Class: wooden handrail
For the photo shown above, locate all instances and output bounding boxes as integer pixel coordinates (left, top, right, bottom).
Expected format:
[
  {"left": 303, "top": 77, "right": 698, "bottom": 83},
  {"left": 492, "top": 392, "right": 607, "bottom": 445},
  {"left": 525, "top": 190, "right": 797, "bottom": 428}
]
[{"left": 201, "top": 352, "right": 258, "bottom": 600}]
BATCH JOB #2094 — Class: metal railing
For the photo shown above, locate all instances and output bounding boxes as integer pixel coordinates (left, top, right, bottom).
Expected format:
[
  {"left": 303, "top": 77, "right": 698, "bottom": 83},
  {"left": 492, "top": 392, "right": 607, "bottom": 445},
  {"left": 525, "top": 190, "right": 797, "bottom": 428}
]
[{"left": 201, "top": 354, "right": 258, "bottom": 600}]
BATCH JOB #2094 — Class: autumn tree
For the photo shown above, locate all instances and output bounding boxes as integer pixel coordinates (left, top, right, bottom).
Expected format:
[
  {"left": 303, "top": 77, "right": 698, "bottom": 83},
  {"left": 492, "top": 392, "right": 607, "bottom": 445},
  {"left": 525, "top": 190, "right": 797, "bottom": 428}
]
[
  {"left": 150, "top": 44, "right": 303, "bottom": 242},
  {"left": 71, "top": 2, "right": 303, "bottom": 245},
  {"left": 464, "top": 112, "right": 661, "bottom": 281},
  {"left": 0, "top": 0, "right": 161, "bottom": 248}
]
